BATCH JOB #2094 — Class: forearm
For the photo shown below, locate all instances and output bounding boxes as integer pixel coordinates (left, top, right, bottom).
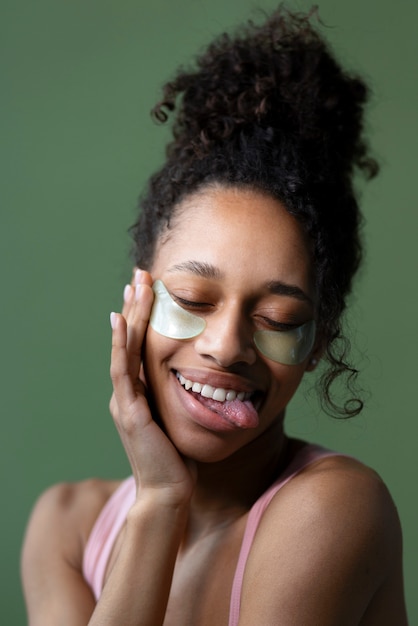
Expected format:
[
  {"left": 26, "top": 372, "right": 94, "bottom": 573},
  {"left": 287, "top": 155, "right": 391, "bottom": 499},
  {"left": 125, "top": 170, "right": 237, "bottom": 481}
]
[{"left": 88, "top": 492, "right": 189, "bottom": 626}]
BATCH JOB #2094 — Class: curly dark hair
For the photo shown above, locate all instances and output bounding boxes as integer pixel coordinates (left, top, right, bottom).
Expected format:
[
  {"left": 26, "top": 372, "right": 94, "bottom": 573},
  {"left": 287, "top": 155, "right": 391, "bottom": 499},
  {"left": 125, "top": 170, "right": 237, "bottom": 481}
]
[{"left": 130, "top": 6, "right": 378, "bottom": 418}]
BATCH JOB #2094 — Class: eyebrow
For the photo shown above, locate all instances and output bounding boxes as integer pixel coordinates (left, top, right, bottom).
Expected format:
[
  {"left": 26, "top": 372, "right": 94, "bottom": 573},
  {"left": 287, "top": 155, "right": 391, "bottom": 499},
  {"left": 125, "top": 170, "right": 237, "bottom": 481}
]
[
  {"left": 167, "top": 260, "right": 312, "bottom": 304},
  {"left": 266, "top": 280, "right": 313, "bottom": 304},
  {"left": 167, "top": 261, "right": 223, "bottom": 280}
]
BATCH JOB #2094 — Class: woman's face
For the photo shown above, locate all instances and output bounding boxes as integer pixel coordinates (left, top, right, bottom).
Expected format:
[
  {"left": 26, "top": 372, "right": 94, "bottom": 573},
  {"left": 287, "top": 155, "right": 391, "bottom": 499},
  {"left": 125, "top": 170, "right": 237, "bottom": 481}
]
[{"left": 144, "top": 185, "right": 318, "bottom": 462}]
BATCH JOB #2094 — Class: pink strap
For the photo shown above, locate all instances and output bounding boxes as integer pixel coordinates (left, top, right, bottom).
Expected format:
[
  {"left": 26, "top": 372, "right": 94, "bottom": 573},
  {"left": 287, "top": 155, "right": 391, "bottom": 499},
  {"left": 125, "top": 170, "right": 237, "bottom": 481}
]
[
  {"left": 82, "top": 476, "right": 135, "bottom": 600},
  {"left": 228, "top": 445, "right": 341, "bottom": 626}
]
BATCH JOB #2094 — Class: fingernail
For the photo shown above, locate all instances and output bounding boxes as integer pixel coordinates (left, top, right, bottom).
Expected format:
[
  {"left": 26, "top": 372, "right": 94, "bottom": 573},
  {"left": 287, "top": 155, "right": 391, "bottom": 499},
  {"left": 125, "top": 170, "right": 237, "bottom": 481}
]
[
  {"left": 110, "top": 312, "right": 117, "bottom": 329},
  {"left": 123, "top": 284, "right": 132, "bottom": 303},
  {"left": 135, "top": 284, "right": 144, "bottom": 301},
  {"left": 134, "top": 269, "right": 143, "bottom": 285}
]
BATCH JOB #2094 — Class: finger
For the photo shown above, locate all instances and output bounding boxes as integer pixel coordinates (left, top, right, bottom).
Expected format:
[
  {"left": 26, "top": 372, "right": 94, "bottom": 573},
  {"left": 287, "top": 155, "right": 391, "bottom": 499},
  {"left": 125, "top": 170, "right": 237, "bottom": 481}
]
[
  {"left": 134, "top": 268, "right": 153, "bottom": 288},
  {"left": 122, "top": 268, "right": 153, "bottom": 319},
  {"left": 126, "top": 281, "right": 154, "bottom": 379},
  {"left": 121, "top": 283, "right": 134, "bottom": 319},
  {"left": 122, "top": 269, "right": 152, "bottom": 378},
  {"left": 109, "top": 391, "right": 118, "bottom": 420},
  {"left": 120, "top": 268, "right": 139, "bottom": 319},
  {"left": 110, "top": 312, "right": 137, "bottom": 408}
]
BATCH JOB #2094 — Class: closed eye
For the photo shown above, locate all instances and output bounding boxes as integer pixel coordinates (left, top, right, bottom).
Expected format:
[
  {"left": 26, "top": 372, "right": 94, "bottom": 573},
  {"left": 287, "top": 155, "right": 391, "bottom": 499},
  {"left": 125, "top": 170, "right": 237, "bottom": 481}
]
[
  {"left": 172, "top": 295, "right": 213, "bottom": 311},
  {"left": 257, "top": 316, "right": 300, "bottom": 332}
]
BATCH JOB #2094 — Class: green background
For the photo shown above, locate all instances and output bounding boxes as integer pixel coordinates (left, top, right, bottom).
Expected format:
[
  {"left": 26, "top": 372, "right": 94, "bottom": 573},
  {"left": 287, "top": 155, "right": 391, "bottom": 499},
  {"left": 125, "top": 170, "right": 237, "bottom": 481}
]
[{"left": 1, "top": 0, "right": 416, "bottom": 622}]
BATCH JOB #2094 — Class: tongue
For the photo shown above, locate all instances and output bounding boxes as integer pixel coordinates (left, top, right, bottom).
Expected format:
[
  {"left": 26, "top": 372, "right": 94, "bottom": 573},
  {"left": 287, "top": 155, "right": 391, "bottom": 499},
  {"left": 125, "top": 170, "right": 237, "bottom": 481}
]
[{"left": 193, "top": 393, "right": 259, "bottom": 429}]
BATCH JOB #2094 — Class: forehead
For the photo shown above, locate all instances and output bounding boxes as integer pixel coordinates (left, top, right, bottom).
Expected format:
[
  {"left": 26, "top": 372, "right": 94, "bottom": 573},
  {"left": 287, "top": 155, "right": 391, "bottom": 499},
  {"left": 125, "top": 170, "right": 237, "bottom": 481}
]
[{"left": 151, "top": 186, "right": 314, "bottom": 292}]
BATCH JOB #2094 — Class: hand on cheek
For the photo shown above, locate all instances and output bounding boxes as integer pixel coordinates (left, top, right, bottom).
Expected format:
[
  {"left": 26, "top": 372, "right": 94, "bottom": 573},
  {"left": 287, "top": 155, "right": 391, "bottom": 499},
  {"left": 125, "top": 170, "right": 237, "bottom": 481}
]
[{"left": 109, "top": 268, "right": 154, "bottom": 426}]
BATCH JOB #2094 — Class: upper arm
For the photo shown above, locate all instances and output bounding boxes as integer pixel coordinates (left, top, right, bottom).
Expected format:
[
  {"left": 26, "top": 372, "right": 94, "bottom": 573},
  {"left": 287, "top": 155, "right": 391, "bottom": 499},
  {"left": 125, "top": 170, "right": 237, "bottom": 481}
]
[
  {"left": 21, "top": 481, "right": 105, "bottom": 626},
  {"left": 238, "top": 459, "right": 407, "bottom": 626}
]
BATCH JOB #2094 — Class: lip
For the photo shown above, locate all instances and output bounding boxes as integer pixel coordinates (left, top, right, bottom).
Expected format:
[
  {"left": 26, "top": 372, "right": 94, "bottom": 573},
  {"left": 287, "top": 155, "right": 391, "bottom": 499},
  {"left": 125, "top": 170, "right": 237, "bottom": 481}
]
[
  {"left": 173, "top": 367, "right": 259, "bottom": 394},
  {"left": 171, "top": 370, "right": 263, "bottom": 432}
]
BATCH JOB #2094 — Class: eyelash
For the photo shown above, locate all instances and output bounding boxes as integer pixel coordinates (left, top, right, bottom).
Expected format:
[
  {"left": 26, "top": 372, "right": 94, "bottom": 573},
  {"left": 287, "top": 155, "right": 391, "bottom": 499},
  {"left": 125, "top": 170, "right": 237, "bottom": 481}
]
[
  {"left": 258, "top": 316, "right": 298, "bottom": 332},
  {"left": 174, "top": 296, "right": 212, "bottom": 310},
  {"left": 173, "top": 295, "right": 299, "bottom": 331}
]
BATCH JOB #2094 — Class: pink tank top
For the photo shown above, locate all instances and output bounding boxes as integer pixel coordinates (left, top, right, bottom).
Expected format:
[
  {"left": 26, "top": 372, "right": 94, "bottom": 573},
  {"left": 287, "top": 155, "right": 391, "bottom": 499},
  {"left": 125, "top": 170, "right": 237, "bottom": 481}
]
[{"left": 83, "top": 443, "right": 341, "bottom": 625}]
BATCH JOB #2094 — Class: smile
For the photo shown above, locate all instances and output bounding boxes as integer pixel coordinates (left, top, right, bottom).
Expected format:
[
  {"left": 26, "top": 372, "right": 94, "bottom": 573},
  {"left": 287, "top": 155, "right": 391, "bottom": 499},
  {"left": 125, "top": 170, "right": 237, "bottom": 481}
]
[{"left": 175, "top": 371, "right": 253, "bottom": 403}]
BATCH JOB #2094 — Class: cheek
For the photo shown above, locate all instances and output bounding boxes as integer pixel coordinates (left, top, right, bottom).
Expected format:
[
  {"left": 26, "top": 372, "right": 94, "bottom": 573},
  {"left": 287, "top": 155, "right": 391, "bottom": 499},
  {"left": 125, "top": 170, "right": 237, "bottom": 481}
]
[
  {"left": 142, "top": 327, "right": 186, "bottom": 391},
  {"left": 143, "top": 328, "right": 169, "bottom": 377},
  {"left": 266, "top": 360, "right": 308, "bottom": 400},
  {"left": 142, "top": 330, "right": 161, "bottom": 392}
]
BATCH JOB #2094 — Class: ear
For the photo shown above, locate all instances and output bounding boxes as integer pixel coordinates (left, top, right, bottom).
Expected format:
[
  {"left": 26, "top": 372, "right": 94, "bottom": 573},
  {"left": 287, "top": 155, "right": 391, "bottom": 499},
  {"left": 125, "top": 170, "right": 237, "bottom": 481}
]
[
  {"left": 305, "top": 337, "right": 325, "bottom": 372},
  {"left": 305, "top": 356, "right": 319, "bottom": 372}
]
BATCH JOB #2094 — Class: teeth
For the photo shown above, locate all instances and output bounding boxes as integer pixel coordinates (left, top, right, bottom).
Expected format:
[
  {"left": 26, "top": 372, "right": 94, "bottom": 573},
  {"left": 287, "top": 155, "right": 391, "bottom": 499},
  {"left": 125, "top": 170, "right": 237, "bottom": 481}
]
[
  {"left": 213, "top": 388, "right": 227, "bottom": 402},
  {"left": 176, "top": 372, "right": 251, "bottom": 403},
  {"left": 201, "top": 384, "right": 214, "bottom": 398}
]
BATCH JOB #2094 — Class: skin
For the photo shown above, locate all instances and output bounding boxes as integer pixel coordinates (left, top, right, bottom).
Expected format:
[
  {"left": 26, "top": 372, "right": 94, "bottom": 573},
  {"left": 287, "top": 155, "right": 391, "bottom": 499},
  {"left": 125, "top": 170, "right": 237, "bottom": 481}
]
[{"left": 21, "top": 186, "right": 408, "bottom": 625}]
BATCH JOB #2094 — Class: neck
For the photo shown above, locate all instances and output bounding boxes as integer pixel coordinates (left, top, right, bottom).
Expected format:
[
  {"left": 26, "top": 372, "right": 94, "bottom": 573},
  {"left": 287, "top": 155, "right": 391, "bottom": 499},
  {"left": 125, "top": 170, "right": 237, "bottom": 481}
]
[{"left": 184, "top": 420, "right": 289, "bottom": 540}]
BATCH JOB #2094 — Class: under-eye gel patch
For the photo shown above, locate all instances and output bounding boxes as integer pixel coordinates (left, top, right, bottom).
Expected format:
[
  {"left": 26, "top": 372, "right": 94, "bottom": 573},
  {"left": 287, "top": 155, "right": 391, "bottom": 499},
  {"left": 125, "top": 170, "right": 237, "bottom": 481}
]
[
  {"left": 253, "top": 320, "right": 316, "bottom": 365},
  {"left": 149, "top": 279, "right": 206, "bottom": 339},
  {"left": 150, "top": 279, "right": 315, "bottom": 365}
]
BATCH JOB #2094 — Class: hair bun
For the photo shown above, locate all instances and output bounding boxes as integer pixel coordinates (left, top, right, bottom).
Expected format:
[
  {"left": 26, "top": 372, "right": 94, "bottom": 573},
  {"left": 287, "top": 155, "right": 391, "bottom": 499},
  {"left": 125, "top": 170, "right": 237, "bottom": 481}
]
[{"left": 153, "top": 8, "right": 377, "bottom": 179}]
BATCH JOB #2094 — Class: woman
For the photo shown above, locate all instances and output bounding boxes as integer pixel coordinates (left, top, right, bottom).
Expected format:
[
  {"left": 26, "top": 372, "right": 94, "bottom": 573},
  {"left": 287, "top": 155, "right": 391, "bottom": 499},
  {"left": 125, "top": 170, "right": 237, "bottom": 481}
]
[{"left": 21, "top": 7, "right": 408, "bottom": 625}]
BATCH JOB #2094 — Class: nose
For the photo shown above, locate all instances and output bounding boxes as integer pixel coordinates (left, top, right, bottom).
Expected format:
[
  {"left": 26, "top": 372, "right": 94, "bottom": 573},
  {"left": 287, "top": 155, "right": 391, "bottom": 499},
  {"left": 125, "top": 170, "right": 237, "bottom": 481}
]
[{"left": 193, "top": 303, "right": 257, "bottom": 367}]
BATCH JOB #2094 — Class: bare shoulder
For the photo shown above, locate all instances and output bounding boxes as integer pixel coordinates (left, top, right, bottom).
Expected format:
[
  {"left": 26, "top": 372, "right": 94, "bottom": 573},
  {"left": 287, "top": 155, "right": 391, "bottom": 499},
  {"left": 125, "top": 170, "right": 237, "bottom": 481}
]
[
  {"left": 258, "top": 454, "right": 403, "bottom": 575},
  {"left": 21, "top": 478, "right": 122, "bottom": 625},
  {"left": 23, "top": 477, "right": 121, "bottom": 563},
  {"left": 278, "top": 454, "right": 401, "bottom": 541},
  {"left": 239, "top": 455, "right": 407, "bottom": 625}
]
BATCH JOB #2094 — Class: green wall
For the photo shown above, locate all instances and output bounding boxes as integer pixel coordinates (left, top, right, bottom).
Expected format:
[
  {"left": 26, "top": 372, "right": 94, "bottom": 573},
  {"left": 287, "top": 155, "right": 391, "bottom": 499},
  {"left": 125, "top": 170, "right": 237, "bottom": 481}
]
[{"left": 2, "top": 1, "right": 416, "bottom": 622}]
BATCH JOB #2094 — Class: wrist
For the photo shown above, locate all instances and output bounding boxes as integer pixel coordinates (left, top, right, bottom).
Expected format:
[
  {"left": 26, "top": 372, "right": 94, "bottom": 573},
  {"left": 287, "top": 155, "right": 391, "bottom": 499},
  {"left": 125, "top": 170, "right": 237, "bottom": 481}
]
[{"left": 127, "top": 488, "right": 190, "bottom": 528}]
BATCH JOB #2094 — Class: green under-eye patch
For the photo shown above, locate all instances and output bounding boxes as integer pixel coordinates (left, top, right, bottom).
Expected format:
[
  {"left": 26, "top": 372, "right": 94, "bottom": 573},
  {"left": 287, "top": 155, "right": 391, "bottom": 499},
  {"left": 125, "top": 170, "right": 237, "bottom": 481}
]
[
  {"left": 150, "top": 279, "right": 206, "bottom": 339},
  {"left": 253, "top": 321, "right": 316, "bottom": 365},
  {"left": 149, "top": 279, "right": 316, "bottom": 365}
]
